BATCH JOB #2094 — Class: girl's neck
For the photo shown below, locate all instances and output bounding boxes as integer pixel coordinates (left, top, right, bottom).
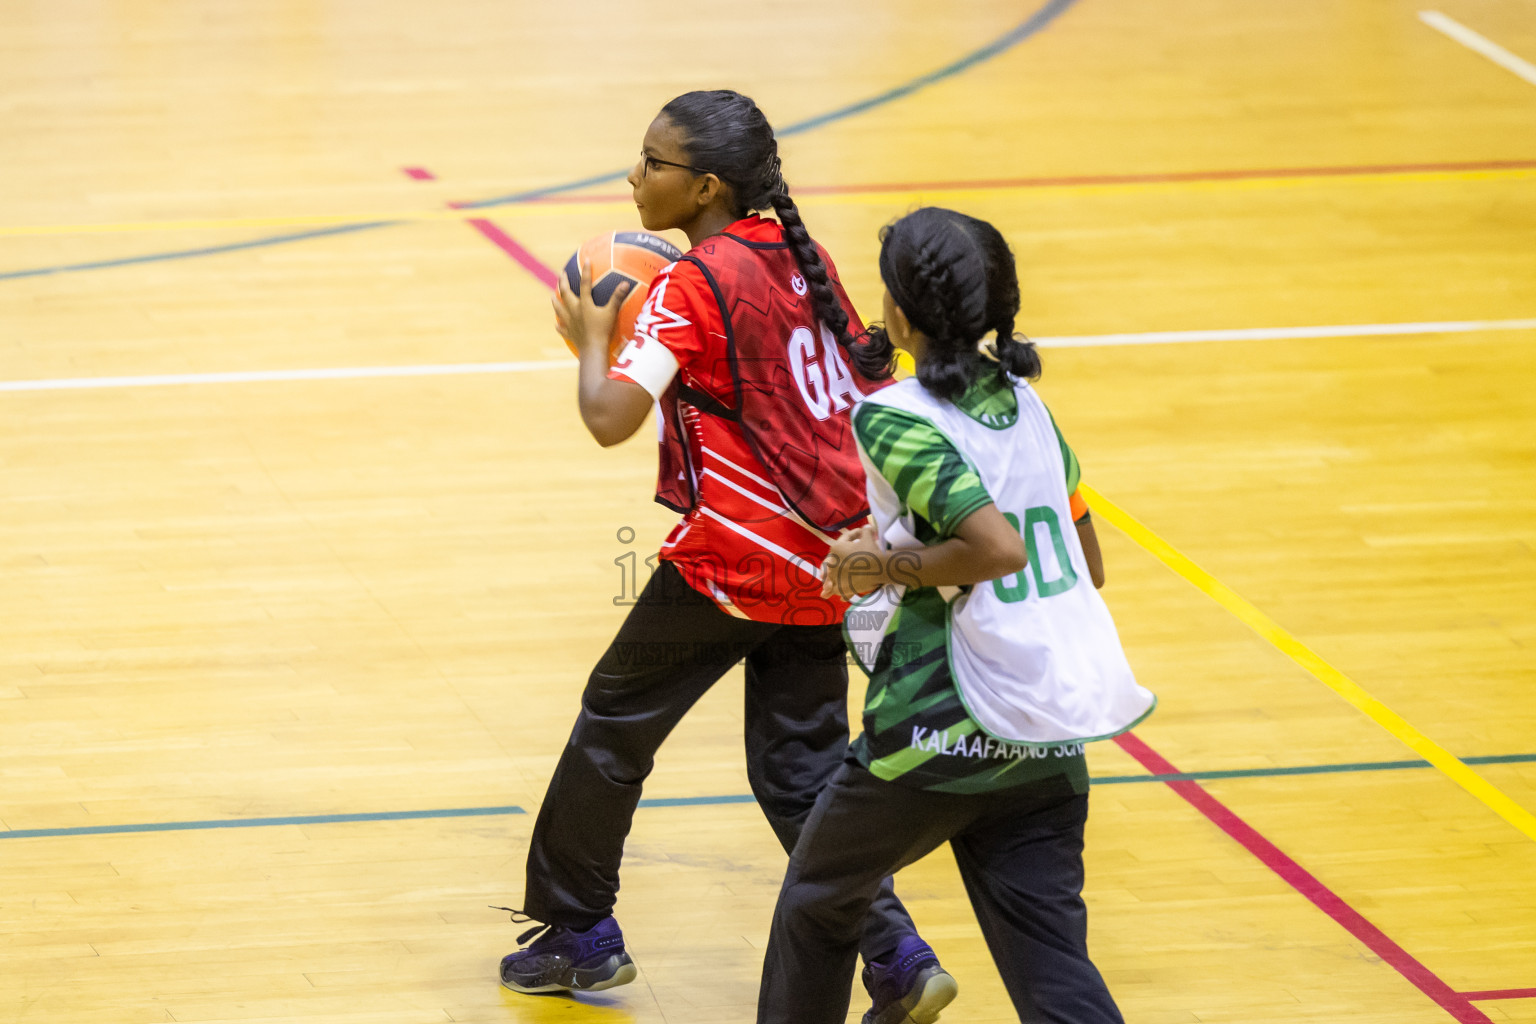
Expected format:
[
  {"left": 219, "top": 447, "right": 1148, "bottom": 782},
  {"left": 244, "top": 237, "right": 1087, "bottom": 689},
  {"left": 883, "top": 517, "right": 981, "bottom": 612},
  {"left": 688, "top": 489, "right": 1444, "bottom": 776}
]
[
  {"left": 899, "top": 333, "right": 927, "bottom": 365},
  {"left": 682, "top": 207, "right": 742, "bottom": 249}
]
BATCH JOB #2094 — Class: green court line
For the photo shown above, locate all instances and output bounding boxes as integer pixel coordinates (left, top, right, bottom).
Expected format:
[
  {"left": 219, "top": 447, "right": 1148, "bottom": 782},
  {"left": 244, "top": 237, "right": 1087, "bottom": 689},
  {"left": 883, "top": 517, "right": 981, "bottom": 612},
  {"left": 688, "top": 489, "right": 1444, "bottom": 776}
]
[{"left": 3, "top": 753, "right": 1531, "bottom": 840}]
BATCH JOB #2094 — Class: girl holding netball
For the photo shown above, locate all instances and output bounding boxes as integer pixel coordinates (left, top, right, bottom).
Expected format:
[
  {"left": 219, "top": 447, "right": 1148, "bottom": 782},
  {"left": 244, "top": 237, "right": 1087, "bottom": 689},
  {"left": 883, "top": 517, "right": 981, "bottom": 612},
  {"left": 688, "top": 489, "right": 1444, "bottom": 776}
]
[
  {"left": 756, "top": 207, "right": 1155, "bottom": 1024},
  {"left": 499, "top": 90, "right": 952, "bottom": 1022}
]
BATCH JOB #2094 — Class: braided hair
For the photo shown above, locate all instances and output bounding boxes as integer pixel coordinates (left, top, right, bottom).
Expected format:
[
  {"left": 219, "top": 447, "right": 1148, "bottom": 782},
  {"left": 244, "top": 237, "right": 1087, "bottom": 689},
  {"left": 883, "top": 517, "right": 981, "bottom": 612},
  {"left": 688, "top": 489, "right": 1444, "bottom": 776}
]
[
  {"left": 873, "top": 207, "right": 1040, "bottom": 401},
  {"left": 659, "top": 90, "right": 893, "bottom": 381}
]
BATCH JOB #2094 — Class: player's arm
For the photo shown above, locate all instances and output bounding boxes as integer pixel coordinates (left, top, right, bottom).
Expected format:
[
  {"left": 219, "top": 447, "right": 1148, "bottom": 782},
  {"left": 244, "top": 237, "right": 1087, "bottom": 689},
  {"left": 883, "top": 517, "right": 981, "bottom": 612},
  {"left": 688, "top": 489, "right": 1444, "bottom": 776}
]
[
  {"left": 830, "top": 505, "right": 1103, "bottom": 597},
  {"left": 578, "top": 357, "right": 652, "bottom": 448},
  {"left": 1057, "top": 411, "right": 1107, "bottom": 587},
  {"left": 823, "top": 508, "right": 1025, "bottom": 598},
  {"left": 554, "top": 258, "right": 652, "bottom": 447},
  {"left": 823, "top": 403, "right": 1025, "bottom": 598},
  {"left": 1076, "top": 515, "right": 1105, "bottom": 589},
  {"left": 1065, "top": 487, "right": 1105, "bottom": 589}
]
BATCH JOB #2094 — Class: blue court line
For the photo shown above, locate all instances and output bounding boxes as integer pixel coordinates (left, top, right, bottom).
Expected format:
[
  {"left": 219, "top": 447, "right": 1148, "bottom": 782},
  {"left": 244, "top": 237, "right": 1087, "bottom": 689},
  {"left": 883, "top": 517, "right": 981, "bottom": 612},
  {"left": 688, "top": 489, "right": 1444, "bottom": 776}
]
[
  {"left": 0, "top": 0, "right": 1079, "bottom": 282},
  {"left": 636, "top": 794, "right": 759, "bottom": 808},
  {"left": 0, "top": 220, "right": 400, "bottom": 283},
  {"left": 5, "top": 752, "right": 1531, "bottom": 841},
  {"left": 0, "top": 805, "right": 526, "bottom": 840},
  {"left": 458, "top": 0, "right": 1079, "bottom": 210},
  {"left": 1091, "top": 752, "right": 1536, "bottom": 786},
  {"left": 777, "top": 0, "right": 1078, "bottom": 139}
]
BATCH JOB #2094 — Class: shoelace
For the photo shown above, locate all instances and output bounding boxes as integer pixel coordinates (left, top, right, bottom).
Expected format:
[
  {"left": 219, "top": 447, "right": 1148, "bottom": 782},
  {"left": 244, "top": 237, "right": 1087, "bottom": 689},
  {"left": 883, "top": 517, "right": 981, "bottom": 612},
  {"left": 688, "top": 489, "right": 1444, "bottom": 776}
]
[{"left": 488, "top": 906, "right": 553, "bottom": 946}]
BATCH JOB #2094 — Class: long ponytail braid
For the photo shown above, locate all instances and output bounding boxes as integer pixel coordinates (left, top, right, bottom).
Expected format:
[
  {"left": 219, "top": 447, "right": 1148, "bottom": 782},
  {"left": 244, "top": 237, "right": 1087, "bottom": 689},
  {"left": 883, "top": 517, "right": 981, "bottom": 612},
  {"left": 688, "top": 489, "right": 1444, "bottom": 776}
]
[
  {"left": 661, "top": 89, "right": 893, "bottom": 381},
  {"left": 770, "top": 185, "right": 893, "bottom": 380}
]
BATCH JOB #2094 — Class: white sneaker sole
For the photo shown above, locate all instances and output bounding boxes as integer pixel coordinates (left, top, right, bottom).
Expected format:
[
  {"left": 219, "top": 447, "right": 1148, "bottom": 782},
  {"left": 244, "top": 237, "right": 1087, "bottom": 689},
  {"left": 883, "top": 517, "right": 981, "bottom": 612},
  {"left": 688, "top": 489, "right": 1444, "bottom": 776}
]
[
  {"left": 578, "top": 959, "right": 638, "bottom": 991},
  {"left": 882, "top": 968, "right": 958, "bottom": 1024}
]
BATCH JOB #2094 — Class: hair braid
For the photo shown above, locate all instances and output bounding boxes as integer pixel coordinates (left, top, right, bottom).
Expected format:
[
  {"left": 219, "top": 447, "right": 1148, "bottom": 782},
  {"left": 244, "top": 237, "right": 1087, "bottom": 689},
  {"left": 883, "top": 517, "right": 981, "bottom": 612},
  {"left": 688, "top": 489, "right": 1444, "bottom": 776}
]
[
  {"left": 772, "top": 186, "right": 892, "bottom": 380},
  {"left": 771, "top": 190, "right": 845, "bottom": 344},
  {"left": 977, "top": 234, "right": 1039, "bottom": 382},
  {"left": 662, "top": 90, "right": 892, "bottom": 381},
  {"left": 986, "top": 312, "right": 1042, "bottom": 382},
  {"left": 878, "top": 207, "right": 1036, "bottom": 400},
  {"left": 908, "top": 243, "right": 981, "bottom": 400}
]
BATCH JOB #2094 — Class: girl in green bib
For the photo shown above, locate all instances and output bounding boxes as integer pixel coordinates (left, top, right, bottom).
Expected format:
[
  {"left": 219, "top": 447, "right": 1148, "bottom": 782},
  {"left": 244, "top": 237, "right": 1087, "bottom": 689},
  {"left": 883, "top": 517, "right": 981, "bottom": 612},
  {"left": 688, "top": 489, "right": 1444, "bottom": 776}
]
[{"left": 756, "top": 208, "right": 1152, "bottom": 1024}]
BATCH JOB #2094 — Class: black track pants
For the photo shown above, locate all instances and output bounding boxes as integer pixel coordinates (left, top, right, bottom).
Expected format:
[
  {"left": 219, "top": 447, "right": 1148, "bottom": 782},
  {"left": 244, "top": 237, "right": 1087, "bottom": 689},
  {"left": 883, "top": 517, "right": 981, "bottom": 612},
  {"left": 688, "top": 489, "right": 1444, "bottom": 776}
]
[
  {"left": 758, "top": 762, "right": 1125, "bottom": 1024},
  {"left": 522, "top": 560, "right": 916, "bottom": 961}
]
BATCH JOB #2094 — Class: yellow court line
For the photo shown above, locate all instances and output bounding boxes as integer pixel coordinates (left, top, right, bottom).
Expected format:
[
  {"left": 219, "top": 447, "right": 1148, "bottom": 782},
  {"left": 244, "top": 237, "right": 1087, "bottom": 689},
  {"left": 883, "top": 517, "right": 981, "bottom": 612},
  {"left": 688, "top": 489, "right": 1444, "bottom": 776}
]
[
  {"left": 1080, "top": 482, "right": 1536, "bottom": 843},
  {"left": 3, "top": 167, "right": 1535, "bottom": 239}
]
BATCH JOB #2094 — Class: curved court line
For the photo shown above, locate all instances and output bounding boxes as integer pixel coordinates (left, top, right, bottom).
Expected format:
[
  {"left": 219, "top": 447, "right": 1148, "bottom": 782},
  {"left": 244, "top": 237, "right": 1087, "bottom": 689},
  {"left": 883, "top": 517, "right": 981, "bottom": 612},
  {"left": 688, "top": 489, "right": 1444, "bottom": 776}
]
[
  {"left": 457, "top": 0, "right": 1079, "bottom": 210},
  {"left": 0, "top": 0, "right": 1078, "bottom": 283},
  {"left": 1082, "top": 482, "right": 1536, "bottom": 843}
]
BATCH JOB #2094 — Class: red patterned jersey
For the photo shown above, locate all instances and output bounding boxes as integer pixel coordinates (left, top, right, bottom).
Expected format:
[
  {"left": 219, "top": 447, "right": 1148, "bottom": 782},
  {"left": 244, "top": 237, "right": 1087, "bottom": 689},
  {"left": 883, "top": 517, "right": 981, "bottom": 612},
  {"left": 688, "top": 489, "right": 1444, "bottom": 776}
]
[{"left": 608, "top": 214, "right": 884, "bottom": 625}]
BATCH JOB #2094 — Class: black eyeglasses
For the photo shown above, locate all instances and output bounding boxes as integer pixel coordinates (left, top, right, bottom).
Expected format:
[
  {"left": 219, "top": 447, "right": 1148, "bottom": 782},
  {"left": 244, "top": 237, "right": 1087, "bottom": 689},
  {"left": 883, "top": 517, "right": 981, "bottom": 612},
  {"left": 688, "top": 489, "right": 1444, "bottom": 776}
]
[{"left": 641, "top": 152, "right": 709, "bottom": 178}]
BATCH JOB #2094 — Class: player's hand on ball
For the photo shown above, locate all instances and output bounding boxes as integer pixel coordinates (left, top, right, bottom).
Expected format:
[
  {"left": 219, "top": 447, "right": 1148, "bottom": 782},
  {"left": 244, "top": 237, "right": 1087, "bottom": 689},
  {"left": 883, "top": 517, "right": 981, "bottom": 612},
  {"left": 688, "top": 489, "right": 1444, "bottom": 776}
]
[
  {"left": 552, "top": 294, "right": 572, "bottom": 342},
  {"left": 821, "top": 525, "right": 884, "bottom": 599},
  {"left": 556, "top": 257, "right": 631, "bottom": 359}
]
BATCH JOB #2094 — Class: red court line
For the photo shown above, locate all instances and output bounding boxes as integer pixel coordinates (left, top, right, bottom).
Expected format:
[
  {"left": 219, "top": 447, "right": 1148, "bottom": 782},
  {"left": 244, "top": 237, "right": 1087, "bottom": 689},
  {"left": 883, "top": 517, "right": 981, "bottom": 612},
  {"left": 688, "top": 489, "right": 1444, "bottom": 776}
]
[
  {"left": 465, "top": 218, "right": 559, "bottom": 289},
  {"left": 419, "top": 168, "right": 562, "bottom": 290},
  {"left": 790, "top": 158, "right": 1536, "bottom": 196},
  {"left": 471, "top": 158, "right": 1536, "bottom": 207},
  {"left": 448, "top": 160, "right": 1531, "bottom": 1016},
  {"left": 1463, "top": 989, "right": 1536, "bottom": 1001},
  {"left": 1114, "top": 731, "right": 1493, "bottom": 1024}
]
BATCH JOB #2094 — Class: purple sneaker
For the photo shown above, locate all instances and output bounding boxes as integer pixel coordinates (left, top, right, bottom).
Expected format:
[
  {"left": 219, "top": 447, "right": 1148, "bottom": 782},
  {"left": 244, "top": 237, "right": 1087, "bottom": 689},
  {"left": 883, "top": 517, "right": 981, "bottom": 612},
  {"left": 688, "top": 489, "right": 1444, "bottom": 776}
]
[
  {"left": 860, "top": 935, "right": 958, "bottom": 1024},
  {"left": 498, "top": 916, "right": 637, "bottom": 994}
]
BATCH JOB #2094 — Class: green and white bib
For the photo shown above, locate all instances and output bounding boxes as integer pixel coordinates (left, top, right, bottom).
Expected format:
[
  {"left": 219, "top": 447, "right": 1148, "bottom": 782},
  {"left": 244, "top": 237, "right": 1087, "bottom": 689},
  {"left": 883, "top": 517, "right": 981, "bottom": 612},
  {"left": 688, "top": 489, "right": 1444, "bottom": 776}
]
[{"left": 849, "top": 375, "right": 1155, "bottom": 746}]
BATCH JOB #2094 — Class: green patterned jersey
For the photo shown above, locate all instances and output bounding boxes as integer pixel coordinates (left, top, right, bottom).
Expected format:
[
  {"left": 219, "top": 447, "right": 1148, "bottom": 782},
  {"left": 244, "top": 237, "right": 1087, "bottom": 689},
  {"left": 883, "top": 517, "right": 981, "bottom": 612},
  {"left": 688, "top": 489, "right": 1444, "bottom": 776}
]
[{"left": 848, "top": 373, "right": 1091, "bottom": 793}]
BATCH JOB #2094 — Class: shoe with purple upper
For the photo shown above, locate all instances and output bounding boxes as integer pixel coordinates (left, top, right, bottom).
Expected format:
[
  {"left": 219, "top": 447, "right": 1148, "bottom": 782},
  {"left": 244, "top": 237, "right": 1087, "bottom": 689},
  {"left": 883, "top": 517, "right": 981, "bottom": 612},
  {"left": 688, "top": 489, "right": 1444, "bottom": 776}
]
[
  {"left": 860, "top": 935, "right": 958, "bottom": 1024},
  {"left": 498, "top": 915, "right": 637, "bottom": 994}
]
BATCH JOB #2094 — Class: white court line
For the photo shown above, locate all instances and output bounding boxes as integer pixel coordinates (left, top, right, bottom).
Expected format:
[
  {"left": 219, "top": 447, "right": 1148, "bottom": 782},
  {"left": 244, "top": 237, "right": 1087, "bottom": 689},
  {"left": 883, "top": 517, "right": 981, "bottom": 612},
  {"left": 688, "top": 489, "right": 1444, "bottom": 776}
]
[
  {"left": 0, "top": 359, "right": 575, "bottom": 393},
  {"left": 1034, "top": 317, "right": 1536, "bottom": 348},
  {"left": 2, "top": 318, "right": 1534, "bottom": 393},
  {"left": 1420, "top": 10, "right": 1536, "bottom": 87}
]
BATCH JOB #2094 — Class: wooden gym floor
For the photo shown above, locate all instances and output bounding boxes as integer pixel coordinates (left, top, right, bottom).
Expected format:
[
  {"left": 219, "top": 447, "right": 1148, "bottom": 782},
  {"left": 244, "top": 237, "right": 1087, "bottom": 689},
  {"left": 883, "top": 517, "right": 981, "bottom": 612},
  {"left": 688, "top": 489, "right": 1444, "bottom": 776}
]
[{"left": 2, "top": 1, "right": 1534, "bottom": 1022}]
